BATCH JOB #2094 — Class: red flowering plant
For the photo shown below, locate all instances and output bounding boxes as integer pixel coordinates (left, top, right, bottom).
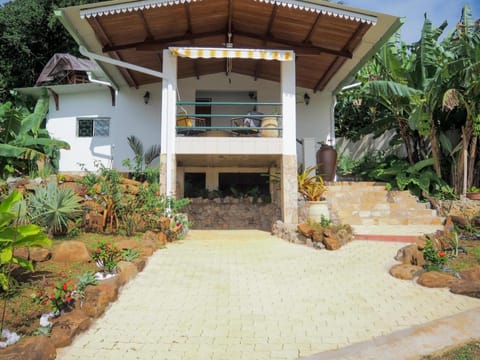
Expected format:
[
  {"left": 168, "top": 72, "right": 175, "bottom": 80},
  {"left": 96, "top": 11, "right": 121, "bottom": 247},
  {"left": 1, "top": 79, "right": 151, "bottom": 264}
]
[
  {"left": 422, "top": 238, "right": 448, "bottom": 271},
  {"left": 32, "top": 281, "right": 75, "bottom": 314},
  {"left": 89, "top": 241, "right": 120, "bottom": 273}
]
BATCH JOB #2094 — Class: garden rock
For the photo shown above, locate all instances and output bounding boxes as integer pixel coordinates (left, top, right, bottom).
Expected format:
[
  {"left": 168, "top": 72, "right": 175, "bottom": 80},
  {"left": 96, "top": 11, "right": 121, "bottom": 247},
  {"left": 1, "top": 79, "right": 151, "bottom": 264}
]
[
  {"left": 417, "top": 271, "right": 459, "bottom": 288},
  {"left": 415, "top": 238, "right": 426, "bottom": 250},
  {"left": 449, "top": 215, "right": 470, "bottom": 228},
  {"left": 142, "top": 231, "right": 167, "bottom": 246},
  {"left": 450, "top": 280, "right": 480, "bottom": 298},
  {"left": 51, "top": 310, "right": 91, "bottom": 347},
  {"left": 52, "top": 241, "right": 90, "bottom": 263},
  {"left": 140, "top": 247, "right": 155, "bottom": 257},
  {"left": 132, "top": 257, "right": 147, "bottom": 272},
  {"left": 337, "top": 228, "right": 353, "bottom": 246},
  {"left": 472, "top": 216, "right": 480, "bottom": 228},
  {"left": 13, "top": 247, "right": 29, "bottom": 260},
  {"left": 59, "top": 182, "right": 88, "bottom": 197},
  {"left": 29, "top": 248, "right": 51, "bottom": 262},
  {"left": 443, "top": 216, "right": 455, "bottom": 239},
  {"left": 394, "top": 244, "right": 426, "bottom": 266},
  {"left": 140, "top": 239, "right": 157, "bottom": 250},
  {"left": 116, "top": 239, "right": 139, "bottom": 250},
  {"left": 297, "top": 223, "right": 313, "bottom": 238},
  {"left": 117, "top": 261, "right": 138, "bottom": 286},
  {"left": 323, "top": 230, "right": 341, "bottom": 250},
  {"left": 459, "top": 266, "right": 480, "bottom": 281},
  {"left": 0, "top": 335, "right": 56, "bottom": 360},
  {"left": 389, "top": 264, "right": 423, "bottom": 280},
  {"left": 83, "top": 278, "right": 119, "bottom": 318}
]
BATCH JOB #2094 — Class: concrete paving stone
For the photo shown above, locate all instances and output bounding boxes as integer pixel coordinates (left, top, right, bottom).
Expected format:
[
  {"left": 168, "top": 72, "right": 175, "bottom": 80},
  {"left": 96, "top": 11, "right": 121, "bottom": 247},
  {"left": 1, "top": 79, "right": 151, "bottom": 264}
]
[{"left": 57, "top": 230, "right": 480, "bottom": 360}]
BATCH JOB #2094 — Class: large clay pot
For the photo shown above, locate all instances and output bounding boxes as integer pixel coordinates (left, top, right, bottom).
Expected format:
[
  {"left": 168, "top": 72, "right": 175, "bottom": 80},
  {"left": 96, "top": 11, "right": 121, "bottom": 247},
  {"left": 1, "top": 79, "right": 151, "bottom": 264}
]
[
  {"left": 308, "top": 201, "right": 329, "bottom": 223},
  {"left": 316, "top": 144, "right": 337, "bottom": 181},
  {"left": 260, "top": 117, "right": 279, "bottom": 137}
]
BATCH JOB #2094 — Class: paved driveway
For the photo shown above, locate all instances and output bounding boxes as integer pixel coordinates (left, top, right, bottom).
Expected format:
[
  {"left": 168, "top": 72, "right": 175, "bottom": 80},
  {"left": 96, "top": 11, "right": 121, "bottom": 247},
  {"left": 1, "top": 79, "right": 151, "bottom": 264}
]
[{"left": 58, "top": 230, "right": 480, "bottom": 360}]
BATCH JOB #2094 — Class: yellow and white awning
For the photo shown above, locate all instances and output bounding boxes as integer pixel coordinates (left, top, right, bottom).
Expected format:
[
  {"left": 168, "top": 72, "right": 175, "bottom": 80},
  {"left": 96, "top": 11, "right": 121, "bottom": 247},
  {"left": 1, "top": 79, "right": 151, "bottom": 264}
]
[{"left": 170, "top": 47, "right": 294, "bottom": 61}]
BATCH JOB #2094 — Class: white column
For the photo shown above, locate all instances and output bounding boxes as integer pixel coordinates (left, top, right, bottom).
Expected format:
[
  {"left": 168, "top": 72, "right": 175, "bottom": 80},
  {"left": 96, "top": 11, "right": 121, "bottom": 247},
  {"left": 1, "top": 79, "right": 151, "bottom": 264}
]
[
  {"left": 281, "top": 59, "right": 296, "bottom": 154},
  {"left": 161, "top": 49, "right": 178, "bottom": 197}
]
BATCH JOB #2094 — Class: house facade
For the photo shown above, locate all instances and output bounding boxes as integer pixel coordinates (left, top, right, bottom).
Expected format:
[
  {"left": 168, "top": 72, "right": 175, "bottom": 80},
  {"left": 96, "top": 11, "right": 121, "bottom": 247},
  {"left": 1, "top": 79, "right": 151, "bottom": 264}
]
[{"left": 20, "top": 0, "right": 401, "bottom": 224}]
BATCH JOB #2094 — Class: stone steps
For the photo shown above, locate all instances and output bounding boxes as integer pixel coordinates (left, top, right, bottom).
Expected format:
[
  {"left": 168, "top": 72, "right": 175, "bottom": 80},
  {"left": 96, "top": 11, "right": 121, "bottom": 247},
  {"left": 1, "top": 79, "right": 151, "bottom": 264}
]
[{"left": 325, "top": 182, "right": 444, "bottom": 232}]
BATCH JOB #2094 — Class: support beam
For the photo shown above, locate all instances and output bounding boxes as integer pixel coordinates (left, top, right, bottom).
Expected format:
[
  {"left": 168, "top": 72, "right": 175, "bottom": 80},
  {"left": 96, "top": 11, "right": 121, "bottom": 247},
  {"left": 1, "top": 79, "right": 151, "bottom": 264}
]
[
  {"left": 254, "top": 5, "right": 277, "bottom": 80},
  {"left": 138, "top": 11, "right": 154, "bottom": 40},
  {"left": 303, "top": 13, "right": 322, "bottom": 44}
]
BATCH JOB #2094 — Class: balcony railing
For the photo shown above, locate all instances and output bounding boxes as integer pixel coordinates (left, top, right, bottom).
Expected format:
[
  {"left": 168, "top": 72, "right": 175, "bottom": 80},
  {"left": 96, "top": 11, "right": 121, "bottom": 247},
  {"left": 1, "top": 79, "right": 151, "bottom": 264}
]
[{"left": 176, "top": 101, "right": 282, "bottom": 137}]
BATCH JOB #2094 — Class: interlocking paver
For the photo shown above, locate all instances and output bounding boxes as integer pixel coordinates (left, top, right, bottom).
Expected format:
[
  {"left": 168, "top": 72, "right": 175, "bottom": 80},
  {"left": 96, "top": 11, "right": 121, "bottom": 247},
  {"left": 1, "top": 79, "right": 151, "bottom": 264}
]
[{"left": 57, "top": 230, "right": 480, "bottom": 360}]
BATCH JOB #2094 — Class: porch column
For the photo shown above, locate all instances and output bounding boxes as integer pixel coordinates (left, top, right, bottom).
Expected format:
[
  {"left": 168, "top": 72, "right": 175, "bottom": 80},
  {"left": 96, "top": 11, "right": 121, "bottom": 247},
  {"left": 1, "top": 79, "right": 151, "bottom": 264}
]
[
  {"left": 281, "top": 58, "right": 298, "bottom": 224},
  {"left": 160, "top": 49, "right": 177, "bottom": 197}
]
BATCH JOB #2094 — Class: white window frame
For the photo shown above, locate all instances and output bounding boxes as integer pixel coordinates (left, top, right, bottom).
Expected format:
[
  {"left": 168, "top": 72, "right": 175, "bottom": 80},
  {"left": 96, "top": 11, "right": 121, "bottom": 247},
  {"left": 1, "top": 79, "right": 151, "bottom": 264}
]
[{"left": 77, "top": 116, "right": 111, "bottom": 138}]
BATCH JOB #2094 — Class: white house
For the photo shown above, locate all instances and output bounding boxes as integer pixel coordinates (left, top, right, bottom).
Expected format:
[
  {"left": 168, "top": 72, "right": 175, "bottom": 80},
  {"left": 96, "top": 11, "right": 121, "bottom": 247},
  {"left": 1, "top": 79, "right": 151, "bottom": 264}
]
[{"left": 19, "top": 0, "right": 401, "bottom": 224}]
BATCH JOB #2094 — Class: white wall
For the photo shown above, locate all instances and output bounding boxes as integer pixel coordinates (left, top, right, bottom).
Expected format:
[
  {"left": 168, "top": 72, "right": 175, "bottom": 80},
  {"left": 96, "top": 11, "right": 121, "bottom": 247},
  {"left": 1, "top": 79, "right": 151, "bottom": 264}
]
[
  {"left": 46, "top": 84, "right": 162, "bottom": 172},
  {"left": 48, "top": 72, "right": 333, "bottom": 172}
]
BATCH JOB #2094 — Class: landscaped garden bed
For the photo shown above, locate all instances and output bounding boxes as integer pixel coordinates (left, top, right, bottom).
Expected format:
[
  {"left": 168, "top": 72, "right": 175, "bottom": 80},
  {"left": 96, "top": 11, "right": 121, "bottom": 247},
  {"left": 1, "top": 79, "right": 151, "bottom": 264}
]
[
  {"left": 0, "top": 165, "right": 190, "bottom": 359},
  {"left": 390, "top": 214, "right": 480, "bottom": 299}
]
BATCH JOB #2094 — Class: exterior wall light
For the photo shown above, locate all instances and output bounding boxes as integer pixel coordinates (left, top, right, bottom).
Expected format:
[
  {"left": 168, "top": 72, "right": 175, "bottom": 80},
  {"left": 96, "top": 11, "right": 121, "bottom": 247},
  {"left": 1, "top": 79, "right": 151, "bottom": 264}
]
[
  {"left": 143, "top": 91, "right": 150, "bottom": 104},
  {"left": 304, "top": 93, "right": 310, "bottom": 106}
]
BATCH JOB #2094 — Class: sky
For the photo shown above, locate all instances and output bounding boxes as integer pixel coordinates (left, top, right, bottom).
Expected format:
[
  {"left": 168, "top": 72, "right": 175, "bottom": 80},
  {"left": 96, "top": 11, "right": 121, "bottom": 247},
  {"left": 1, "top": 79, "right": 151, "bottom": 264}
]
[{"left": 0, "top": 0, "right": 479, "bottom": 44}]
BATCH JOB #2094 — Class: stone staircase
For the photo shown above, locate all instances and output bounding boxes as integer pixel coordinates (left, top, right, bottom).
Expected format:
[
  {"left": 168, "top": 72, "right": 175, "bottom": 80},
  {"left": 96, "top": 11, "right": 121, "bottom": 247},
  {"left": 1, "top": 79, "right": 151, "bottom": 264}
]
[{"left": 325, "top": 182, "right": 444, "bottom": 239}]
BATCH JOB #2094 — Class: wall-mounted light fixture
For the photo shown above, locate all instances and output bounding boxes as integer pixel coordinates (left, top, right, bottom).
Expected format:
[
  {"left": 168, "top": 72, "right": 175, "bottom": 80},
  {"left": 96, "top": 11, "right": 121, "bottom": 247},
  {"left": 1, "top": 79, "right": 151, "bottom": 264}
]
[
  {"left": 304, "top": 93, "right": 310, "bottom": 106},
  {"left": 143, "top": 91, "right": 150, "bottom": 104}
]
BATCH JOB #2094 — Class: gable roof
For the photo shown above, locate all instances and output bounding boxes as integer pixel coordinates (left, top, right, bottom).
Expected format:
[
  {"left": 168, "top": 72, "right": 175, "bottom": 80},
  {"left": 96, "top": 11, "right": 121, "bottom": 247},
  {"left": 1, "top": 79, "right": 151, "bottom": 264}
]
[{"left": 56, "top": 0, "right": 401, "bottom": 92}]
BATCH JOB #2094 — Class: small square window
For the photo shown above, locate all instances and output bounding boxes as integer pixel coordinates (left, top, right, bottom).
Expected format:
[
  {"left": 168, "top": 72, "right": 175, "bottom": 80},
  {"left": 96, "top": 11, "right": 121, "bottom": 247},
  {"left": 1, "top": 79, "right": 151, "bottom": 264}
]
[{"left": 77, "top": 118, "right": 110, "bottom": 137}]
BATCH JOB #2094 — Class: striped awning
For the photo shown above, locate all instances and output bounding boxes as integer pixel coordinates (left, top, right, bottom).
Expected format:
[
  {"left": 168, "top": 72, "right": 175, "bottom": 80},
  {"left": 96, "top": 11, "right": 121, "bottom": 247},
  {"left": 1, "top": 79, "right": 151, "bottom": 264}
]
[{"left": 170, "top": 47, "right": 294, "bottom": 61}]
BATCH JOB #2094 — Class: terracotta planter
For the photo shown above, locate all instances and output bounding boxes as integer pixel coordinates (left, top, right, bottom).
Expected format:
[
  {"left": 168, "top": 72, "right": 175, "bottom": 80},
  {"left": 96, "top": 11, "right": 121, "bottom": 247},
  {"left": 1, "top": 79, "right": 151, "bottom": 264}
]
[{"left": 466, "top": 192, "right": 480, "bottom": 200}]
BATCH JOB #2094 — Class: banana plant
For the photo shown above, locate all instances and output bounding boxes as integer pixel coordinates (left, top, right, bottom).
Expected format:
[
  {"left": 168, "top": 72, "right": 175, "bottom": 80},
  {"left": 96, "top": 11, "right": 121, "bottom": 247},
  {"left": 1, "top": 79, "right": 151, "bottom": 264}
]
[
  {"left": 0, "top": 191, "right": 51, "bottom": 291},
  {"left": 0, "top": 90, "right": 70, "bottom": 178}
]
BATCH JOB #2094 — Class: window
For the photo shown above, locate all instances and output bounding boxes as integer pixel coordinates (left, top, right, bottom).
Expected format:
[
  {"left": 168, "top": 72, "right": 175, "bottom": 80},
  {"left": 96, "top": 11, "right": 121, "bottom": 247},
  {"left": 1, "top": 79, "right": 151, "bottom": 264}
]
[{"left": 77, "top": 117, "right": 110, "bottom": 137}]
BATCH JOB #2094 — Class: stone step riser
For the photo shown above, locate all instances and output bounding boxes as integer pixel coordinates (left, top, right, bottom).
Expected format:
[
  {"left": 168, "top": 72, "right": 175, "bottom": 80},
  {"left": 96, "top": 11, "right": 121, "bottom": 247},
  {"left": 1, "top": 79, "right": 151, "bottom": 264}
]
[{"left": 326, "top": 182, "right": 443, "bottom": 226}]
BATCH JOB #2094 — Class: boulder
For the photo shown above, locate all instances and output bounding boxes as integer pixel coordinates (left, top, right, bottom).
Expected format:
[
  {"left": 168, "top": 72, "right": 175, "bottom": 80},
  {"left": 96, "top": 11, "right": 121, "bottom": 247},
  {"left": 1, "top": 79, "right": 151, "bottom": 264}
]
[
  {"left": 117, "top": 261, "right": 138, "bottom": 286},
  {"left": 132, "top": 257, "right": 147, "bottom": 272},
  {"left": 414, "top": 238, "right": 426, "bottom": 250},
  {"left": 142, "top": 231, "right": 166, "bottom": 246},
  {"left": 52, "top": 241, "right": 91, "bottom": 263},
  {"left": 82, "top": 279, "right": 118, "bottom": 318},
  {"left": 59, "top": 182, "right": 88, "bottom": 197},
  {"left": 51, "top": 310, "right": 91, "bottom": 348},
  {"left": 417, "top": 271, "right": 459, "bottom": 288},
  {"left": 311, "top": 230, "right": 323, "bottom": 243},
  {"left": 337, "top": 229, "right": 353, "bottom": 246},
  {"left": 0, "top": 335, "right": 56, "bottom": 360},
  {"left": 450, "top": 280, "right": 480, "bottom": 298},
  {"left": 443, "top": 216, "right": 455, "bottom": 239},
  {"left": 115, "top": 239, "right": 140, "bottom": 250},
  {"left": 29, "top": 248, "right": 51, "bottom": 262},
  {"left": 297, "top": 223, "right": 313, "bottom": 238},
  {"left": 140, "top": 239, "right": 157, "bottom": 250},
  {"left": 449, "top": 215, "right": 470, "bottom": 228},
  {"left": 389, "top": 264, "right": 423, "bottom": 280},
  {"left": 323, "top": 230, "right": 340, "bottom": 250},
  {"left": 394, "top": 244, "right": 426, "bottom": 266},
  {"left": 459, "top": 266, "right": 480, "bottom": 281},
  {"left": 13, "top": 247, "right": 29, "bottom": 260},
  {"left": 472, "top": 216, "right": 480, "bottom": 228},
  {"left": 140, "top": 247, "right": 155, "bottom": 257}
]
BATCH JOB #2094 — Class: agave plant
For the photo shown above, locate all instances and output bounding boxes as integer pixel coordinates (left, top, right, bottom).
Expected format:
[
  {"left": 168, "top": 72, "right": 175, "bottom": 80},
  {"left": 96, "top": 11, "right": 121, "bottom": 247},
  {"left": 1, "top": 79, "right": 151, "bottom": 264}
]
[{"left": 28, "top": 183, "right": 83, "bottom": 236}]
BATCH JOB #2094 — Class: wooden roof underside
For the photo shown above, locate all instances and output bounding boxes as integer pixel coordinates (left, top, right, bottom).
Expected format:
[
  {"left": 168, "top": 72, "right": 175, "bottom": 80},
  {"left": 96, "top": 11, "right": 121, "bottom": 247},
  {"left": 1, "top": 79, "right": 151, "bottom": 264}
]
[{"left": 84, "top": 0, "right": 373, "bottom": 91}]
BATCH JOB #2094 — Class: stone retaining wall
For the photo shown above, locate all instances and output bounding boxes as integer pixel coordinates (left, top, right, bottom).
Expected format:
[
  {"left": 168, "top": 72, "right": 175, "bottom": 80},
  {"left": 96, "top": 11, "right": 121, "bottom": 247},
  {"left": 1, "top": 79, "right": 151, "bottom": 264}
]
[
  {"left": 440, "top": 198, "right": 480, "bottom": 219},
  {"left": 186, "top": 198, "right": 281, "bottom": 231}
]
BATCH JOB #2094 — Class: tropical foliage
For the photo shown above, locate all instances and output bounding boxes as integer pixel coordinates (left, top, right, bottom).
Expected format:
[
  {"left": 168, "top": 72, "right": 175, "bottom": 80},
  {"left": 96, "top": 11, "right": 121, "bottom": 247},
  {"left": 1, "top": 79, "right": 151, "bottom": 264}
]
[
  {"left": 335, "top": 5, "right": 480, "bottom": 196},
  {"left": 0, "top": 92, "right": 70, "bottom": 178},
  {"left": 0, "top": 191, "right": 51, "bottom": 291},
  {"left": 298, "top": 166, "right": 327, "bottom": 201}
]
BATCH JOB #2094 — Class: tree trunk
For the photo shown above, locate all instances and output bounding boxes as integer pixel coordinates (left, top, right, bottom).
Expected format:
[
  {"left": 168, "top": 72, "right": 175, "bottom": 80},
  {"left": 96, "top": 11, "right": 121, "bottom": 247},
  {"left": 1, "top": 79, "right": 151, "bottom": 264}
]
[
  {"left": 429, "top": 115, "right": 442, "bottom": 178},
  {"left": 467, "top": 135, "right": 478, "bottom": 189},
  {"left": 398, "top": 117, "right": 414, "bottom": 164}
]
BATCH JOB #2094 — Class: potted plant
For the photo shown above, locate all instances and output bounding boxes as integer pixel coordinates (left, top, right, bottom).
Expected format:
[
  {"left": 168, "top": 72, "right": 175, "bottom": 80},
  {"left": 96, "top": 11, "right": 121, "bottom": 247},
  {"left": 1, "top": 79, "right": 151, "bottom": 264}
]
[
  {"left": 298, "top": 166, "right": 329, "bottom": 222},
  {"left": 466, "top": 186, "right": 480, "bottom": 200}
]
